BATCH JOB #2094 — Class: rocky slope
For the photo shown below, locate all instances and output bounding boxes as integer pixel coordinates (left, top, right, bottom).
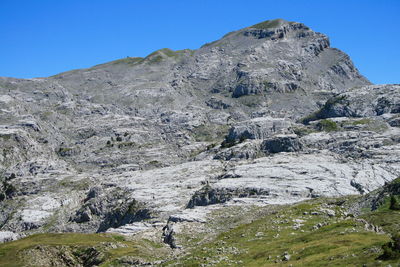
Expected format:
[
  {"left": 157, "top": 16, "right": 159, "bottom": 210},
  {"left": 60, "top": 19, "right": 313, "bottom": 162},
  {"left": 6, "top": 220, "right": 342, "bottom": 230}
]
[{"left": 0, "top": 18, "right": 399, "bottom": 265}]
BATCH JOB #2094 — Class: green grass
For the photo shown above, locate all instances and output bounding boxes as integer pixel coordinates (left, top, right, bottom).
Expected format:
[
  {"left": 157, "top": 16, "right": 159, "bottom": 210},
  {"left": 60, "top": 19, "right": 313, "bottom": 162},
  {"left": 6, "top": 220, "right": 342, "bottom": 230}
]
[
  {"left": 56, "top": 177, "right": 91, "bottom": 191},
  {"left": 0, "top": 233, "right": 168, "bottom": 267},
  {"left": 300, "top": 95, "right": 347, "bottom": 124},
  {"left": 0, "top": 134, "right": 12, "bottom": 141},
  {"left": 351, "top": 118, "right": 372, "bottom": 125},
  {"left": 3, "top": 195, "right": 399, "bottom": 266},
  {"left": 363, "top": 210, "right": 400, "bottom": 236},
  {"left": 164, "top": 198, "right": 393, "bottom": 266},
  {"left": 91, "top": 57, "right": 144, "bottom": 69},
  {"left": 317, "top": 119, "right": 339, "bottom": 132},
  {"left": 0, "top": 233, "right": 119, "bottom": 267},
  {"left": 360, "top": 193, "right": 400, "bottom": 235},
  {"left": 143, "top": 48, "right": 187, "bottom": 64},
  {"left": 191, "top": 124, "right": 230, "bottom": 142},
  {"left": 292, "top": 126, "right": 317, "bottom": 137}
]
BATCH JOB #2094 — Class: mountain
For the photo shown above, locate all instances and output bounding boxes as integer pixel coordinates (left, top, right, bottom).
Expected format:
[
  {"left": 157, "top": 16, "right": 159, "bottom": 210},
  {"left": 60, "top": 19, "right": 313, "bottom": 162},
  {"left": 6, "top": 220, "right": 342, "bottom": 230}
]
[{"left": 0, "top": 19, "right": 399, "bottom": 266}]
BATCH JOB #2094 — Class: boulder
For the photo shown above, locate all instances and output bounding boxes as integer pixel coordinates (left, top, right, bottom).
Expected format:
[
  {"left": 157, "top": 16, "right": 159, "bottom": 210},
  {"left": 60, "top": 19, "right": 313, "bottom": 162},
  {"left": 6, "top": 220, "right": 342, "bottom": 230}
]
[{"left": 261, "top": 134, "right": 302, "bottom": 154}]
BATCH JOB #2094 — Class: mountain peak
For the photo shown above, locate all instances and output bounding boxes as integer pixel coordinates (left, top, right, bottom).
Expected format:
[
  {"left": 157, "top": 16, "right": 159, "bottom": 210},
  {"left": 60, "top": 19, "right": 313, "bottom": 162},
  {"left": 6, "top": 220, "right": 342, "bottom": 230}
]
[{"left": 249, "top": 18, "right": 291, "bottom": 29}]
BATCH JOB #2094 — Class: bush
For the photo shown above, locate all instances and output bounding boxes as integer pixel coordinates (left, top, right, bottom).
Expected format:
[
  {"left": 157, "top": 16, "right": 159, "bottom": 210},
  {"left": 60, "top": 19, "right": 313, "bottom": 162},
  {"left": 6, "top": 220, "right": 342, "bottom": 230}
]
[
  {"left": 390, "top": 196, "right": 400, "bottom": 210},
  {"left": 380, "top": 233, "right": 400, "bottom": 260},
  {"left": 317, "top": 119, "right": 339, "bottom": 132}
]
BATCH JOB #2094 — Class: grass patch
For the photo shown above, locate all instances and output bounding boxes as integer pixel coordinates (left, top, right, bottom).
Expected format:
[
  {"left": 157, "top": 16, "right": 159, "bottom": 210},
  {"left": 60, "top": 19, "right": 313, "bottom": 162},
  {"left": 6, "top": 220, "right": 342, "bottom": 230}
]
[
  {"left": 164, "top": 198, "right": 392, "bottom": 266},
  {"left": 191, "top": 124, "right": 229, "bottom": 142},
  {"left": 300, "top": 95, "right": 347, "bottom": 124},
  {"left": 56, "top": 177, "right": 91, "bottom": 191},
  {"left": 0, "top": 233, "right": 168, "bottom": 267},
  {"left": 361, "top": 209, "right": 400, "bottom": 236},
  {"left": 143, "top": 48, "right": 188, "bottom": 64},
  {"left": 351, "top": 118, "right": 372, "bottom": 125},
  {"left": 317, "top": 119, "right": 339, "bottom": 132}
]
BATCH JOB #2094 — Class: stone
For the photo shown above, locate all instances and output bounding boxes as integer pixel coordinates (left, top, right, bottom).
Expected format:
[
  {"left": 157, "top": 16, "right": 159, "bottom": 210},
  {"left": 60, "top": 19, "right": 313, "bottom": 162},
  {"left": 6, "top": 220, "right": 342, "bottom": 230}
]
[
  {"left": 224, "top": 117, "right": 292, "bottom": 144},
  {"left": 261, "top": 134, "right": 302, "bottom": 154},
  {"left": 0, "top": 231, "right": 19, "bottom": 243}
]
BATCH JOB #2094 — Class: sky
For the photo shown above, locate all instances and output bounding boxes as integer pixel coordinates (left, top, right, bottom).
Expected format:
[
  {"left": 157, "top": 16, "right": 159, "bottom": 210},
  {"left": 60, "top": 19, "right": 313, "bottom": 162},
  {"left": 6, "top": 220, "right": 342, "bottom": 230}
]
[{"left": 0, "top": 0, "right": 399, "bottom": 84}]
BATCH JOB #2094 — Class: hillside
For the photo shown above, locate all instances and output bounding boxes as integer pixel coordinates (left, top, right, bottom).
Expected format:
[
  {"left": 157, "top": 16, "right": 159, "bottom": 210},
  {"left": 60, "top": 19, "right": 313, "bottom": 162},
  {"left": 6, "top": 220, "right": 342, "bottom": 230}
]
[{"left": 0, "top": 18, "right": 399, "bottom": 266}]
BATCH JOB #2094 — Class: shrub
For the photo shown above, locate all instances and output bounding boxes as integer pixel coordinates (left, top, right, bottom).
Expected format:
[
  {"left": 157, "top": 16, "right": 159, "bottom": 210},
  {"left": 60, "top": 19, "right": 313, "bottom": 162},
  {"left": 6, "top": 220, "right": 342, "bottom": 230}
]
[
  {"left": 380, "top": 233, "right": 400, "bottom": 260},
  {"left": 390, "top": 196, "right": 400, "bottom": 210},
  {"left": 317, "top": 119, "right": 339, "bottom": 132}
]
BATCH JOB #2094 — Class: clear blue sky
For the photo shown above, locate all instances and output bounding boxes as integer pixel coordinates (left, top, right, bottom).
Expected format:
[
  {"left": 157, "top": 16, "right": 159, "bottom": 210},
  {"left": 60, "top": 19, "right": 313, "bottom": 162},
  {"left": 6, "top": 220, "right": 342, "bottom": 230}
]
[{"left": 0, "top": 0, "right": 399, "bottom": 84}]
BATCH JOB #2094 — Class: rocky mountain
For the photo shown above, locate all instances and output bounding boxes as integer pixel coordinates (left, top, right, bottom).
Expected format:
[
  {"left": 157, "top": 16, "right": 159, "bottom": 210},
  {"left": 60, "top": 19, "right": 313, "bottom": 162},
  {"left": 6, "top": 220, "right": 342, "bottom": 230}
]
[{"left": 0, "top": 18, "right": 399, "bottom": 266}]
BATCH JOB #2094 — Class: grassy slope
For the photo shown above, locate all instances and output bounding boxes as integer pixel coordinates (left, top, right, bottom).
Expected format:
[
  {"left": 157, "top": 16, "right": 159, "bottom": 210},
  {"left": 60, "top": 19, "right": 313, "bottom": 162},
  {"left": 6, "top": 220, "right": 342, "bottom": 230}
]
[
  {"left": 164, "top": 199, "right": 396, "bottom": 267},
  {"left": 0, "top": 233, "right": 167, "bottom": 267},
  {"left": 1, "top": 196, "right": 400, "bottom": 266}
]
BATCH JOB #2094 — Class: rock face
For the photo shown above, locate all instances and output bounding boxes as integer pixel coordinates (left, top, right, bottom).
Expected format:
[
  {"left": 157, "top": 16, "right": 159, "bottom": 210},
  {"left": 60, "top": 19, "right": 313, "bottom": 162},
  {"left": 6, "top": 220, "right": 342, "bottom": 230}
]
[
  {"left": 302, "top": 84, "right": 400, "bottom": 122},
  {"left": 224, "top": 117, "right": 292, "bottom": 144},
  {"left": 69, "top": 187, "right": 151, "bottom": 232},
  {"left": 0, "top": 19, "right": 399, "bottom": 244},
  {"left": 261, "top": 134, "right": 302, "bottom": 153}
]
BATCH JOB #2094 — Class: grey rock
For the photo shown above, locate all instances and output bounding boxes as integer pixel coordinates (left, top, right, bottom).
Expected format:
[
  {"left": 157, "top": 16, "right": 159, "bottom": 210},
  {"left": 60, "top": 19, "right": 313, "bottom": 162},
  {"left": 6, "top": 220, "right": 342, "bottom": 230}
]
[
  {"left": 302, "top": 84, "right": 400, "bottom": 122},
  {"left": 388, "top": 116, "right": 400, "bottom": 127},
  {"left": 0, "top": 231, "right": 19, "bottom": 243},
  {"left": 224, "top": 117, "right": 292, "bottom": 144},
  {"left": 261, "top": 134, "right": 302, "bottom": 153},
  {"left": 70, "top": 187, "right": 151, "bottom": 232}
]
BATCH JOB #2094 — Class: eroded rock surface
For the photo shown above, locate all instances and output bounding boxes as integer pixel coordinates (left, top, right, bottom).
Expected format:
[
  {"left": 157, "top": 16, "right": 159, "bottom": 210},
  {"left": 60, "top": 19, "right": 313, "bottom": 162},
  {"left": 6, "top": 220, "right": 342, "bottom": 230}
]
[{"left": 0, "top": 19, "right": 399, "bottom": 246}]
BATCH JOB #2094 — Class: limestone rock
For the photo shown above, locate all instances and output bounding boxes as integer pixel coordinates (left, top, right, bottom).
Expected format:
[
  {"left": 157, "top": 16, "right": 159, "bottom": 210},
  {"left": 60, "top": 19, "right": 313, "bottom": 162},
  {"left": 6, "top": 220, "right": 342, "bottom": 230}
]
[
  {"left": 224, "top": 117, "right": 292, "bottom": 144},
  {"left": 261, "top": 134, "right": 302, "bottom": 154}
]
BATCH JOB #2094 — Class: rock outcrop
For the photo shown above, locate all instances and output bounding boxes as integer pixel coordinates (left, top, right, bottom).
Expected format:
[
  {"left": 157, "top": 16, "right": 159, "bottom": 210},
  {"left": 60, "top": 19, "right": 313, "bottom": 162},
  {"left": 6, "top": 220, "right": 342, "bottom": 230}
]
[{"left": 0, "top": 19, "right": 398, "bottom": 245}]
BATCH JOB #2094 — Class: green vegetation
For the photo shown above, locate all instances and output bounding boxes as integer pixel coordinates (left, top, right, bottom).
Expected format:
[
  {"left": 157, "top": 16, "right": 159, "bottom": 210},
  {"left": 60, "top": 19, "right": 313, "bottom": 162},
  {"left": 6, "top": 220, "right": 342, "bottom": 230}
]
[
  {"left": 2, "top": 193, "right": 400, "bottom": 266},
  {"left": 143, "top": 48, "right": 189, "bottom": 64},
  {"left": 90, "top": 57, "right": 144, "bottom": 69},
  {"left": 5, "top": 178, "right": 400, "bottom": 266},
  {"left": 56, "top": 177, "right": 91, "bottom": 191},
  {"left": 0, "top": 233, "right": 168, "bottom": 267},
  {"left": 201, "top": 39, "right": 220, "bottom": 48},
  {"left": 0, "top": 233, "right": 169, "bottom": 267},
  {"left": 0, "top": 134, "right": 12, "bottom": 141},
  {"left": 359, "top": 178, "right": 400, "bottom": 235},
  {"left": 166, "top": 198, "right": 392, "bottom": 266},
  {"left": 316, "top": 119, "right": 339, "bottom": 132},
  {"left": 292, "top": 126, "right": 316, "bottom": 137},
  {"left": 191, "top": 124, "right": 229, "bottom": 142},
  {"left": 109, "top": 57, "right": 143, "bottom": 65},
  {"left": 380, "top": 234, "right": 400, "bottom": 260},
  {"left": 300, "top": 95, "right": 347, "bottom": 124},
  {"left": 351, "top": 118, "right": 372, "bottom": 125},
  {"left": 299, "top": 111, "right": 320, "bottom": 125},
  {"left": 390, "top": 195, "right": 400, "bottom": 210}
]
